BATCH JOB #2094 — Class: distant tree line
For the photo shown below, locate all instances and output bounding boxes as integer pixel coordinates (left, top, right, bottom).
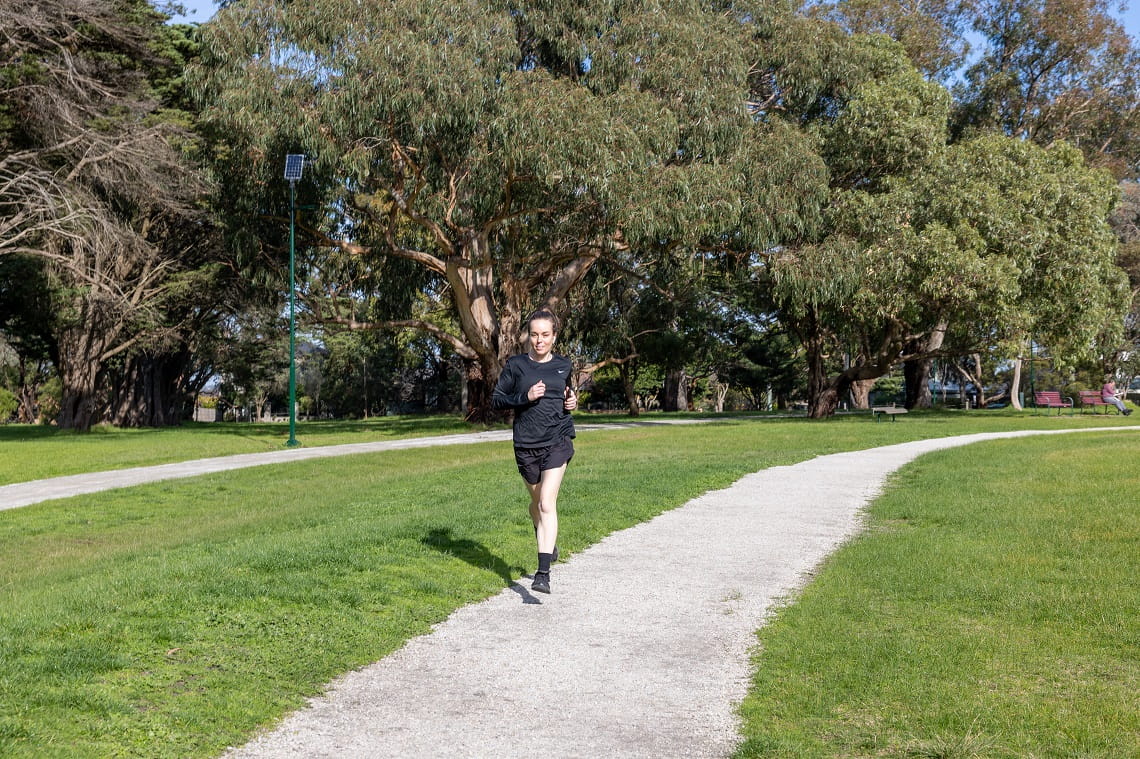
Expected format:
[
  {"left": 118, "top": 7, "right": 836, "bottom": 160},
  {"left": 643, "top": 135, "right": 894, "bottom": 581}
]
[{"left": 2, "top": 0, "right": 1138, "bottom": 428}]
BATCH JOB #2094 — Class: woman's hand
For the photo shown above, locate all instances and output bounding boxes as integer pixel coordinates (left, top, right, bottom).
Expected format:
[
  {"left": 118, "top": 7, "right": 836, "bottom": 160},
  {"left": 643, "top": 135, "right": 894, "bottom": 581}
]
[
  {"left": 527, "top": 380, "right": 546, "bottom": 401},
  {"left": 563, "top": 387, "right": 577, "bottom": 411}
]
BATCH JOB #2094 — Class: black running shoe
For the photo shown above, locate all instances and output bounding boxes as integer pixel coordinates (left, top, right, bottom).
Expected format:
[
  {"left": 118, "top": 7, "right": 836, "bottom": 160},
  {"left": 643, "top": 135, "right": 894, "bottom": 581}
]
[{"left": 531, "top": 571, "right": 551, "bottom": 594}]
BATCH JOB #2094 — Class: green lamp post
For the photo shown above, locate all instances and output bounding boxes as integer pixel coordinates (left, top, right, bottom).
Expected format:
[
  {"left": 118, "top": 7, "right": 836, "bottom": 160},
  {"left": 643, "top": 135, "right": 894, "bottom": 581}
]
[{"left": 284, "top": 154, "right": 305, "bottom": 447}]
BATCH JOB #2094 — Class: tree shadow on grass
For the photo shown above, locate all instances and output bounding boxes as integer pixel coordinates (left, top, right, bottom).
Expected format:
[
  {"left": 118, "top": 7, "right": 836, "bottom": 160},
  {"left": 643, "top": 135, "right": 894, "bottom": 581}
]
[{"left": 421, "top": 527, "right": 540, "bottom": 604}]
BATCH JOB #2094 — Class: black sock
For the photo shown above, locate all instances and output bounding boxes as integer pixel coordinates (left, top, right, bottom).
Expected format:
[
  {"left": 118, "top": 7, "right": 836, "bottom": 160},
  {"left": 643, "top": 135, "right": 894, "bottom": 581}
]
[{"left": 537, "top": 552, "right": 552, "bottom": 574}]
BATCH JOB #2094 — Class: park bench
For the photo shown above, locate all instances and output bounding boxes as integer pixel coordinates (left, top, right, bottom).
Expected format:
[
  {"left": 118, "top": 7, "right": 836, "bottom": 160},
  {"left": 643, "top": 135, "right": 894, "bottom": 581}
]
[
  {"left": 1077, "top": 390, "right": 1115, "bottom": 414},
  {"left": 1033, "top": 390, "right": 1073, "bottom": 415},
  {"left": 871, "top": 405, "right": 908, "bottom": 422}
]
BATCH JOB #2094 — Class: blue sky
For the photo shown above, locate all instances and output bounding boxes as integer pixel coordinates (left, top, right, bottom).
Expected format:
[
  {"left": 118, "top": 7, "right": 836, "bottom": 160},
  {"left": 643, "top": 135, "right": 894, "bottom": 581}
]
[
  {"left": 164, "top": 0, "right": 1140, "bottom": 46},
  {"left": 164, "top": 0, "right": 217, "bottom": 24}
]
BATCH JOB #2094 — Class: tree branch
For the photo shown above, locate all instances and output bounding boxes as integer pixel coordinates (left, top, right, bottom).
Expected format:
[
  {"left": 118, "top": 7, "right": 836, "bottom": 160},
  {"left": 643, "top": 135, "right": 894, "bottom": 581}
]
[
  {"left": 389, "top": 140, "right": 454, "bottom": 257},
  {"left": 317, "top": 315, "right": 478, "bottom": 360},
  {"left": 300, "top": 220, "right": 448, "bottom": 275}
]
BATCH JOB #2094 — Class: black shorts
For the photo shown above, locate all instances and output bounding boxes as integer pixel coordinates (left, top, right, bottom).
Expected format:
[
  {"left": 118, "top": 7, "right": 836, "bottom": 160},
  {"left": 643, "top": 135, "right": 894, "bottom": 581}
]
[{"left": 514, "top": 438, "right": 575, "bottom": 485}]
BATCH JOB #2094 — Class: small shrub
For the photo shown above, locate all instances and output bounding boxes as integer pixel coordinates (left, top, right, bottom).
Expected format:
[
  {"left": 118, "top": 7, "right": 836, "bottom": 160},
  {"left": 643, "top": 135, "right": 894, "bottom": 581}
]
[
  {"left": 0, "top": 388, "right": 16, "bottom": 423},
  {"left": 36, "top": 377, "right": 61, "bottom": 424}
]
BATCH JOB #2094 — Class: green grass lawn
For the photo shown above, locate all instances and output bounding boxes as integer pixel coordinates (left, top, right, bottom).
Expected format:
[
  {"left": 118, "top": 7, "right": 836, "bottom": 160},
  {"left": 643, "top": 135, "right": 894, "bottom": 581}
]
[
  {"left": 735, "top": 431, "right": 1140, "bottom": 758},
  {"left": 1, "top": 413, "right": 1137, "bottom": 757}
]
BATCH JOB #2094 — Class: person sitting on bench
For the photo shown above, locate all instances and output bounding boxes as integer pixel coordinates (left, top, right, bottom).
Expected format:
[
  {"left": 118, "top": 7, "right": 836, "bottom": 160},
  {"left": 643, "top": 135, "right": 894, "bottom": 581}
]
[{"left": 1101, "top": 379, "right": 1132, "bottom": 416}]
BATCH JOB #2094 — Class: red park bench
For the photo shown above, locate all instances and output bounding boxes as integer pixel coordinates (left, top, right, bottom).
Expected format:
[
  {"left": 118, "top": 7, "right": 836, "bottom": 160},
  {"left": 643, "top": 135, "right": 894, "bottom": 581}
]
[
  {"left": 1077, "top": 390, "right": 1114, "bottom": 414},
  {"left": 1033, "top": 390, "right": 1073, "bottom": 415}
]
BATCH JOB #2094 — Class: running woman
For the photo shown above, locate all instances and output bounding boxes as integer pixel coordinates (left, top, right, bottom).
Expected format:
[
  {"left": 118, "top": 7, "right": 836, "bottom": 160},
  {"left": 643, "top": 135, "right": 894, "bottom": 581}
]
[{"left": 492, "top": 310, "right": 577, "bottom": 594}]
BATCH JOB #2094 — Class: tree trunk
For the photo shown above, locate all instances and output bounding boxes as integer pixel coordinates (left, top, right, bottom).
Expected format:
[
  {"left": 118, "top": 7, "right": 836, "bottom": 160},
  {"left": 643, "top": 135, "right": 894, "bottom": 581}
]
[
  {"left": 1009, "top": 357, "right": 1023, "bottom": 410},
  {"left": 956, "top": 354, "right": 988, "bottom": 408},
  {"left": 902, "top": 320, "right": 947, "bottom": 409},
  {"left": 15, "top": 357, "right": 42, "bottom": 424},
  {"left": 806, "top": 331, "right": 895, "bottom": 418},
  {"left": 448, "top": 235, "right": 602, "bottom": 423},
  {"left": 662, "top": 368, "right": 688, "bottom": 412},
  {"left": 804, "top": 322, "right": 831, "bottom": 417},
  {"left": 620, "top": 363, "right": 640, "bottom": 417},
  {"left": 714, "top": 380, "right": 729, "bottom": 412},
  {"left": 810, "top": 373, "right": 851, "bottom": 418},
  {"left": 850, "top": 378, "right": 874, "bottom": 409},
  {"left": 434, "top": 359, "right": 452, "bottom": 413},
  {"left": 107, "top": 351, "right": 195, "bottom": 427},
  {"left": 463, "top": 356, "right": 508, "bottom": 423},
  {"left": 57, "top": 364, "right": 101, "bottom": 430},
  {"left": 55, "top": 323, "right": 107, "bottom": 430},
  {"left": 18, "top": 384, "right": 38, "bottom": 423},
  {"left": 445, "top": 235, "right": 507, "bottom": 423},
  {"left": 903, "top": 357, "right": 934, "bottom": 409}
]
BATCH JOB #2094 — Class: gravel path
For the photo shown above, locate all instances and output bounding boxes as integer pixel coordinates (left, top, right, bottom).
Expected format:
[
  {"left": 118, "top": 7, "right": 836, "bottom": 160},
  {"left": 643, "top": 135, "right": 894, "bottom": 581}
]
[{"left": 222, "top": 427, "right": 1138, "bottom": 759}]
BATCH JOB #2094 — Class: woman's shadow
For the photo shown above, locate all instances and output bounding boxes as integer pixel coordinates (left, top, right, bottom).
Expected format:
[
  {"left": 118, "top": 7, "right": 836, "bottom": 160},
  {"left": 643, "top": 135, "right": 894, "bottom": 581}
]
[{"left": 421, "top": 527, "right": 541, "bottom": 604}]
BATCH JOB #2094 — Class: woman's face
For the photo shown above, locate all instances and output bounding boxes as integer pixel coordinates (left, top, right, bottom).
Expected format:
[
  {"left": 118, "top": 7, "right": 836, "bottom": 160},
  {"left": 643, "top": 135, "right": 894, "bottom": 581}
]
[{"left": 528, "top": 318, "right": 557, "bottom": 360}]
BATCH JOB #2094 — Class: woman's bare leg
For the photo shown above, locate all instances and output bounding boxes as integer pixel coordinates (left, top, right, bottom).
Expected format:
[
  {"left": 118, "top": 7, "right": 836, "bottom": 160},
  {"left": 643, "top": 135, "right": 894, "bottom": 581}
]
[{"left": 526, "top": 463, "right": 565, "bottom": 554}]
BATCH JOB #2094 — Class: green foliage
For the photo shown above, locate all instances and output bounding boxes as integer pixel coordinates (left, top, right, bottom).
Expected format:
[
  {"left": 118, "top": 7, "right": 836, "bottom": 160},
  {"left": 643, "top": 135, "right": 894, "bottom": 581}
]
[
  {"left": 190, "top": 0, "right": 831, "bottom": 419},
  {"left": 35, "top": 377, "right": 61, "bottom": 425},
  {"left": 809, "top": 0, "right": 972, "bottom": 80},
  {"left": 0, "top": 387, "right": 16, "bottom": 422},
  {"left": 0, "top": 257, "right": 55, "bottom": 365},
  {"left": 1, "top": 0, "right": 227, "bottom": 429},
  {"left": 583, "top": 363, "right": 663, "bottom": 410},
  {"left": 728, "top": 327, "right": 806, "bottom": 408},
  {"left": 763, "top": 42, "right": 1128, "bottom": 415},
  {"left": 6, "top": 0, "right": 1134, "bottom": 430},
  {"left": 817, "top": 0, "right": 1140, "bottom": 179},
  {"left": 870, "top": 370, "right": 902, "bottom": 397},
  {"left": 212, "top": 308, "right": 290, "bottom": 418},
  {"left": 955, "top": 0, "right": 1140, "bottom": 180},
  {"left": 814, "top": 35, "right": 950, "bottom": 187},
  {"left": 915, "top": 137, "right": 1125, "bottom": 364}
]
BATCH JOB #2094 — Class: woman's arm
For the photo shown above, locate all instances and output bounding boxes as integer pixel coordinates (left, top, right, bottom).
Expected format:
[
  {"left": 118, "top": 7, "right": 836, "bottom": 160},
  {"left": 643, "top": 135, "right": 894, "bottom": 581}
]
[{"left": 491, "top": 360, "right": 530, "bottom": 409}]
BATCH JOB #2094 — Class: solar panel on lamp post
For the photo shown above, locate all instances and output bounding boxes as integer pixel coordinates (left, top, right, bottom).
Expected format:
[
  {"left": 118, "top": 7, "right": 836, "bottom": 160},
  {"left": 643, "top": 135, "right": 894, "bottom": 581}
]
[{"left": 283, "top": 154, "right": 304, "bottom": 447}]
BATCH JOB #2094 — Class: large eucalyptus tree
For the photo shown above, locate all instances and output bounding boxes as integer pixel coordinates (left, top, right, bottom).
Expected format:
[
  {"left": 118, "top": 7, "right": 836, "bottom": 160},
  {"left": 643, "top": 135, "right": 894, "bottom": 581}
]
[
  {"left": 810, "top": 136, "right": 1126, "bottom": 416},
  {"left": 193, "top": 0, "right": 823, "bottom": 419},
  {"left": 1111, "top": 181, "right": 1140, "bottom": 383},
  {"left": 803, "top": 0, "right": 1140, "bottom": 409},
  {"left": 757, "top": 28, "right": 953, "bottom": 415},
  {"left": 755, "top": 24, "right": 1126, "bottom": 416}
]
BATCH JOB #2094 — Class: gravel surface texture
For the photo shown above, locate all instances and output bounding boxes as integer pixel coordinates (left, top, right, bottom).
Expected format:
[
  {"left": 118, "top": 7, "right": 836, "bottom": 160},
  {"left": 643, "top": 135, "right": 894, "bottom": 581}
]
[{"left": 224, "top": 427, "right": 1137, "bottom": 759}]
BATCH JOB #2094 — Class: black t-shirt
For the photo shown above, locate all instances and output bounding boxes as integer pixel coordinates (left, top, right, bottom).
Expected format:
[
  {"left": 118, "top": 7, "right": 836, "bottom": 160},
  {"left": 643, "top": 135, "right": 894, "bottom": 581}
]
[{"left": 492, "top": 353, "right": 576, "bottom": 448}]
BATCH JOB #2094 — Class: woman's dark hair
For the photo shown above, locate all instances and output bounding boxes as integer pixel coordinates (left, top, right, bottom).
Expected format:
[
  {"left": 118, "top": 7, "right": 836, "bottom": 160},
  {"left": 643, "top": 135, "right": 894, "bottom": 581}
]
[{"left": 527, "top": 310, "right": 561, "bottom": 334}]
